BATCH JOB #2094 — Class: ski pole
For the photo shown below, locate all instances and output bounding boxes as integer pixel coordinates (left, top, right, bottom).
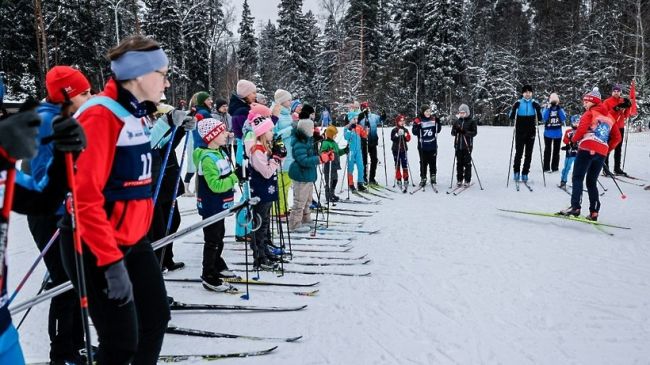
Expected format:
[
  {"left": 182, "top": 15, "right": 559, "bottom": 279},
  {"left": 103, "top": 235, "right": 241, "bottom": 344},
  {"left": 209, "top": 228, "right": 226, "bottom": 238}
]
[
  {"left": 8, "top": 229, "right": 60, "bottom": 305},
  {"left": 159, "top": 130, "right": 191, "bottom": 269},
  {"left": 0, "top": 165, "right": 17, "bottom": 297},
  {"left": 602, "top": 165, "right": 627, "bottom": 199},
  {"left": 16, "top": 272, "right": 49, "bottom": 330},
  {"left": 59, "top": 89, "right": 93, "bottom": 365},
  {"left": 240, "top": 160, "right": 252, "bottom": 298},
  {"left": 152, "top": 125, "right": 179, "bottom": 206},
  {"left": 393, "top": 132, "right": 403, "bottom": 187},
  {"left": 462, "top": 134, "right": 484, "bottom": 190},
  {"left": 380, "top": 120, "right": 388, "bottom": 186},
  {"left": 311, "top": 180, "right": 321, "bottom": 237},
  {"left": 506, "top": 128, "right": 515, "bottom": 187},
  {"left": 449, "top": 134, "right": 458, "bottom": 189},
  {"left": 622, "top": 117, "right": 630, "bottom": 170},
  {"left": 65, "top": 152, "right": 94, "bottom": 365},
  {"left": 536, "top": 123, "right": 547, "bottom": 187},
  {"left": 506, "top": 110, "right": 517, "bottom": 187},
  {"left": 597, "top": 179, "right": 608, "bottom": 192}
]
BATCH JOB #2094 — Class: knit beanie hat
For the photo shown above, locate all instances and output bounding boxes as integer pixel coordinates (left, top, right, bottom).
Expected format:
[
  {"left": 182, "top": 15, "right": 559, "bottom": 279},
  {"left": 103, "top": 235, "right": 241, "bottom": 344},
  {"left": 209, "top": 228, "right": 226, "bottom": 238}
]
[
  {"left": 236, "top": 79, "right": 256, "bottom": 98},
  {"left": 274, "top": 89, "right": 292, "bottom": 105},
  {"left": 196, "top": 91, "right": 210, "bottom": 107},
  {"left": 325, "top": 125, "right": 338, "bottom": 139},
  {"left": 250, "top": 103, "right": 272, "bottom": 117},
  {"left": 298, "top": 104, "right": 315, "bottom": 120},
  {"left": 612, "top": 84, "right": 622, "bottom": 92},
  {"left": 458, "top": 104, "right": 470, "bottom": 115},
  {"left": 297, "top": 118, "right": 314, "bottom": 136},
  {"left": 214, "top": 98, "right": 228, "bottom": 109},
  {"left": 347, "top": 111, "right": 360, "bottom": 122},
  {"left": 583, "top": 87, "right": 601, "bottom": 104},
  {"left": 248, "top": 113, "right": 274, "bottom": 137},
  {"left": 45, "top": 66, "right": 91, "bottom": 104},
  {"left": 549, "top": 93, "right": 560, "bottom": 104},
  {"left": 290, "top": 99, "right": 302, "bottom": 113},
  {"left": 395, "top": 114, "right": 405, "bottom": 124},
  {"left": 197, "top": 118, "right": 226, "bottom": 144},
  {"left": 522, "top": 84, "right": 533, "bottom": 93},
  {"left": 360, "top": 101, "right": 370, "bottom": 110}
]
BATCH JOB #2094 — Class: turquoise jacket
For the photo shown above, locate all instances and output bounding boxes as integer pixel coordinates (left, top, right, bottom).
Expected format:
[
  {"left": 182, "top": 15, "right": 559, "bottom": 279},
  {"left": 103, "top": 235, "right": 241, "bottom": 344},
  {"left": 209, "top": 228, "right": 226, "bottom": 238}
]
[{"left": 288, "top": 126, "right": 320, "bottom": 183}]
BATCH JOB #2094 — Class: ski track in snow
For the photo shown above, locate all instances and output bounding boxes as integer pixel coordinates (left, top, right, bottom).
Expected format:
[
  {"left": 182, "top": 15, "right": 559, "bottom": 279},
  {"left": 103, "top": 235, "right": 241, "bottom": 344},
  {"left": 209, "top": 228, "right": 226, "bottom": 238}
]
[{"left": 8, "top": 127, "right": 650, "bottom": 364}]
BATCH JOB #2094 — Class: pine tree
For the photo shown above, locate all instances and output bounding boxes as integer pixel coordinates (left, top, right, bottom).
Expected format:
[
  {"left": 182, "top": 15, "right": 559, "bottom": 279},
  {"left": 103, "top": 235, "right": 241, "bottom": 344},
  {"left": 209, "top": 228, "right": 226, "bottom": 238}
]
[
  {"left": 237, "top": 0, "right": 257, "bottom": 80},
  {"left": 276, "top": 0, "right": 306, "bottom": 94},
  {"left": 258, "top": 21, "right": 281, "bottom": 99}
]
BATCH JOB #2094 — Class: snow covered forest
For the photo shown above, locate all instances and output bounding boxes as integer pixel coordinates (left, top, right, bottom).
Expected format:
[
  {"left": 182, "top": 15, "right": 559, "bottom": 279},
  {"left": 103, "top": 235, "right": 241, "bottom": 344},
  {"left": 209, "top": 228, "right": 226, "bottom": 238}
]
[{"left": 1, "top": 0, "right": 649, "bottom": 124}]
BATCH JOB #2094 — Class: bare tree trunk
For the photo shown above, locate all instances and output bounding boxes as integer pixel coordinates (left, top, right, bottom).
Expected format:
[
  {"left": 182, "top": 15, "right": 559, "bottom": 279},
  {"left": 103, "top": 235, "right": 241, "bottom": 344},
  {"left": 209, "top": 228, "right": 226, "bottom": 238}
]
[{"left": 34, "top": 0, "right": 48, "bottom": 98}]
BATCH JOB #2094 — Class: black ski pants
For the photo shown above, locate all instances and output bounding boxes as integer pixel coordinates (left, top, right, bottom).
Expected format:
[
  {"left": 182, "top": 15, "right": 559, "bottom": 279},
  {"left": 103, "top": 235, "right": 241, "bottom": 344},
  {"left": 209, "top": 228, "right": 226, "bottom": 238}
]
[
  {"left": 27, "top": 214, "right": 83, "bottom": 362},
  {"left": 361, "top": 138, "right": 369, "bottom": 182},
  {"left": 455, "top": 148, "right": 472, "bottom": 183},
  {"left": 543, "top": 137, "right": 561, "bottom": 172},
  {"left": 418, "top": 149, "right": 437, "bottom": 179},
  {"left": 59, "top": 216, "right": 170, "bottom": 365},
  {"left": 513, "top": 132, "right": 535, "bottom": 175},
  {"left": 368, "top": 144, "right": 378, "bottom": 182},
  {"left": 571, "top": 150, "right": 605, "bottom": 213},
  {"left": 151, "top": 200, "right": 180, "bottom": 268},
  {"left": 251, "top": 202, "right": 273, "bottom": 260},
  {"left": 202, "top": 219, "right": 227, "bottom": 277}
]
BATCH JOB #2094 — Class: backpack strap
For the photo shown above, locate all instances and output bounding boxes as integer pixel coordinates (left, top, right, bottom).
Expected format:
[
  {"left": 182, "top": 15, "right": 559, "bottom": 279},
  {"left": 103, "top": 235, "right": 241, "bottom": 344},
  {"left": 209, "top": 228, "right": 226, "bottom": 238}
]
[{"left": 74, "top": 96, "right": 132, "bottom": 119}]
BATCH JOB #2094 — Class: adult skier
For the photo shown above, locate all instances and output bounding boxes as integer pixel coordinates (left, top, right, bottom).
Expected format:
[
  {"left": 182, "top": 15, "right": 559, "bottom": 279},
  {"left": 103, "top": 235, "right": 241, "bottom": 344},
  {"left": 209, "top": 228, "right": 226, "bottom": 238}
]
[{"left": 509, "top": 85, "right": 543, "bottom": 183}]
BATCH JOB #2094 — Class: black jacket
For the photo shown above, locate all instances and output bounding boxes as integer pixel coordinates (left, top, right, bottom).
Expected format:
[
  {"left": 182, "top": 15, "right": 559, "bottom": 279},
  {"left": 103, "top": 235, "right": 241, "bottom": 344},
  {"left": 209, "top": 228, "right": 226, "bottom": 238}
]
[{"left": 451, "top": 117, "right": 477, "bottom": 151}]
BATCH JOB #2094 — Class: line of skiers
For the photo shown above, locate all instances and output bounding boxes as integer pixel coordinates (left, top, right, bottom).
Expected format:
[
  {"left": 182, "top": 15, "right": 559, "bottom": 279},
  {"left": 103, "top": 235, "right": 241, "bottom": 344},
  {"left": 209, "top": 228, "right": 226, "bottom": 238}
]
[{"left": 0, "top": 32, "right": 640, "bottom": 365}]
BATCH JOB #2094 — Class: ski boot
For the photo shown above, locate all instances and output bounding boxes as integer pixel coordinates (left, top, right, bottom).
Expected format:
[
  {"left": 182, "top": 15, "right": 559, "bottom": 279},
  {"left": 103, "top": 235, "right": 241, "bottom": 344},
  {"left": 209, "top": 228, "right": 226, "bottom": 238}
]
[
  {"left": 430, "top": 174, "right": 436, "bottom": 185},
  {"left": 513, "top": 172, "right": 521, "bottom": 182},
  {"left": 558, "top": 206, "right": 581, "bottom": 217},
  {"left": 522, "top": 174, "right": 529, "bottom": 182},
  {"left": 402, "top": 180, "right": 409, "bottom": 193},
  {"left": 357, "top": 183, "right": 368, "bottom": 192},
  {"left": 558, "top": 181, "right": 567, "bottom": 189},
  {"left": 419, "top": 179, "right": 427, "bottom": 188},
  {"left": 586, "top": 211, "right": 599, "bottom": 221},
  {"left": 202, "top": 274, "right": 236, "bottom": 292},
  {"left": 463, "top": 180, "right": 471, "bottom": 187}
]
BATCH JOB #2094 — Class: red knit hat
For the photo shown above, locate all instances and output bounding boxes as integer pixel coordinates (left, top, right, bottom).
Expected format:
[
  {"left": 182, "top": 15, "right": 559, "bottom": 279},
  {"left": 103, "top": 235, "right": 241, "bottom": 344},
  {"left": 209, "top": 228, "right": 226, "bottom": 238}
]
[
  {"left": 582, "top": 87, "right": 601, "bottom": 104},
  {"left": 360, "top": 101, "right": 370, "bottom": 110},
  {"left": 45, "top": 66, "right": 91, "bottom": 104}
]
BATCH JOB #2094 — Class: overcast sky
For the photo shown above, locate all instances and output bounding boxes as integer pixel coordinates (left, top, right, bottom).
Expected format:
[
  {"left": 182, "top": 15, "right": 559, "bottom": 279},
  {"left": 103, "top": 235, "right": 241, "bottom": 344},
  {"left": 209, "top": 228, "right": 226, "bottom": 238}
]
[{"left": 230, "top": 0, "right": 323, "bottom": 30}]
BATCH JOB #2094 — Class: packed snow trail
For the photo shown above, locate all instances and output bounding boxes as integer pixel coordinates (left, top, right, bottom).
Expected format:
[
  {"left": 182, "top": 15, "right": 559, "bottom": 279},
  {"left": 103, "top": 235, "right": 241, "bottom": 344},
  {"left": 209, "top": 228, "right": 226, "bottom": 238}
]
[{"left": 9, "top": 127, "right": 650, "bottom": 364}]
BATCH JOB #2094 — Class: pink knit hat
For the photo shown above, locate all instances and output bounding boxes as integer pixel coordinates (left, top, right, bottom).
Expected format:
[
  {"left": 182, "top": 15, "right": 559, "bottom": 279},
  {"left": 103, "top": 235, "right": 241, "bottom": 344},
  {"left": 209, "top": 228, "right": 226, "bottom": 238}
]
[
  {"left": 248, "top": 112, "right": 274, "bottom": 137},
  {"left": 250, "top": 103, "right": 272, "bottom": 117},
  {"left": 197, "top": 118, "right": 226, "bottom": 144}
]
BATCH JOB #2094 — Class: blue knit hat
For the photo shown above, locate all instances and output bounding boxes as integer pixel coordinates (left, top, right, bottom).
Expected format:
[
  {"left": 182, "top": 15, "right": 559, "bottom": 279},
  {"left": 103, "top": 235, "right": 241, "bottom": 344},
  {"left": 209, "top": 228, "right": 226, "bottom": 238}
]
[{"left": 290, "top": 99, "right": 302, "bottom": 112}]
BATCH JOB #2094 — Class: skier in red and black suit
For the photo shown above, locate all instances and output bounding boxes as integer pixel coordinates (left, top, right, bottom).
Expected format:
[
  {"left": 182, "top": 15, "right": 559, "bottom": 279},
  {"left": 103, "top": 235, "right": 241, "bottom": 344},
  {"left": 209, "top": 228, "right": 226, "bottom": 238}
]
[
  {"left": 602, "top": 84, "right": 632, "bottom": 176},
  {"left": 559, "top": 87, "right": 622, "bottom": 221},
  {"left": 58, "top": 35, "right": 171, "bottom": 365}
]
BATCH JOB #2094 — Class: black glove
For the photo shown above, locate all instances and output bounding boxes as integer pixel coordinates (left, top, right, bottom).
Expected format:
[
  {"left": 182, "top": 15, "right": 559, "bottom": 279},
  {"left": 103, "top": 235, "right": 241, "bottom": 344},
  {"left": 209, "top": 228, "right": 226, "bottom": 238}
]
[
  {"left": 342, "top": 146, "right": 350, "bottom": 155},
  {"left": 380, "top": 110, "right": 387, "bottom": 121},
  {"left": 104, "top": 260, "right": 133, "bottom": 306},
  {"left": 45, "top": 116, "right": 87, "bottom": 152},
  {"left": 614, "top": 98, "right": 632, "bottom": 111},
  {"left": 0, "top": 111, "right": 41, "bottom": 160},
  {"left": 561, "top": 145, "right": 568, "bottom": 151},
  {"left": 181, "top": 116, "right": 196, "bottom": 131},
  {"left": 271, "top": 137, "right": 287, "bottom": 158}
]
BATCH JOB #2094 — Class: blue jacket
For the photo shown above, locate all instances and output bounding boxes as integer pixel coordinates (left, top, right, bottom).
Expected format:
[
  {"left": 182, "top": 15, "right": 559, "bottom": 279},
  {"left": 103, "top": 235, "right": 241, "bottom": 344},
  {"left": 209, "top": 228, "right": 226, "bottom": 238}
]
[
  {"left": 0, "top": 76, "right": 5, "bottom": 105},
  {"left": 273, "top": 104, "right": 295, "bottom": 170},
  {"left": 288, "top": 126, "right": 320, "bottom": 183},
  {"left": 542, "top": 104, "right": 566, "bottom": 139},
  {"left": 344, "top": 125, "right": 363, "bottom": 163},
  {"left": 359, "top": 112, "right": 380, "bottom": 146},
  {"left": 509, "top": 98, "right": 542, "bottom": 137}
]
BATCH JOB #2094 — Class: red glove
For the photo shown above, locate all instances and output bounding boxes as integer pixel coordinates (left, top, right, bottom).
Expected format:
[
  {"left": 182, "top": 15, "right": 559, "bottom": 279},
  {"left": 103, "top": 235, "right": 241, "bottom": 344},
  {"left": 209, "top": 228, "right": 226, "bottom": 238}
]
[
  {"left": 413, "top": 118, "right": 421, "bottom": 124},
  {"left": 195, "top": 114, "right": 204, "bottom": 121}
]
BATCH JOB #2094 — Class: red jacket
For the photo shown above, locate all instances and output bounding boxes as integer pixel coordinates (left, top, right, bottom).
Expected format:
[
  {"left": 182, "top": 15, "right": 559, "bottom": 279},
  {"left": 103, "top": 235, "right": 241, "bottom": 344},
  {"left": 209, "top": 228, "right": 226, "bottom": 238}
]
[
  {"left": 572, "top": 103, "right": 622, "bottom": 158},
  {"left": 603, "top": 96, "right": 631, "bottom": 129},
  {"left": 75, "top": 79, "right": 153, "bottom": 266}
]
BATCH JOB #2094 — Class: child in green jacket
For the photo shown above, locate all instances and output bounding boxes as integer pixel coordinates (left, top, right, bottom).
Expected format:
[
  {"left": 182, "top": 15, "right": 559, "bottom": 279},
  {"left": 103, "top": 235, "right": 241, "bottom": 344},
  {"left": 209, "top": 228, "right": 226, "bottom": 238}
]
[
  {"left": 194, "top": 118, "right": 239, "bottom": 292},
  {"left": 320, "top": 125, "right": 348, "bottom": 203}
]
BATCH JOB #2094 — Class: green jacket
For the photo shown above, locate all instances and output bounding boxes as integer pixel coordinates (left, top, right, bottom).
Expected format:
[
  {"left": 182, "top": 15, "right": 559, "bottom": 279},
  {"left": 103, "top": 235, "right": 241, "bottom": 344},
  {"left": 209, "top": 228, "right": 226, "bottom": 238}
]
[{"left": 193, "top": 147, "right": 239, "bottom": 193}]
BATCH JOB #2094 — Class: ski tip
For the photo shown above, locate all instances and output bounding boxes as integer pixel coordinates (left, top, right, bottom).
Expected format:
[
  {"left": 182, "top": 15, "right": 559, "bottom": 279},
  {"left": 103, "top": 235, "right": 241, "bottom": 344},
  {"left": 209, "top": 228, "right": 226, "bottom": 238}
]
[{"left": 286, "top": 336, "right": 303, "bottom": 342}]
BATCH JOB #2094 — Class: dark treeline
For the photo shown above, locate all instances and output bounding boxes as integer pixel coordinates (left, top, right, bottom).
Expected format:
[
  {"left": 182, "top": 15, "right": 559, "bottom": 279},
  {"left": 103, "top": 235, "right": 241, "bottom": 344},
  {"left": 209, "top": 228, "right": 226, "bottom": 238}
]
[{"left": 1, "top": 0, "right": 648, "bottom": 125}]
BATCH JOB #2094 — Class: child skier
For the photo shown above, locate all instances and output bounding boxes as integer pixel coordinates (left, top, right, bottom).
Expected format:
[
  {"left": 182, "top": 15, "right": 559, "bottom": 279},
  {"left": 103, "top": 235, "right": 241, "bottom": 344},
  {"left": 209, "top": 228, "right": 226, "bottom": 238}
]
[
  {"left": 391, "top": 114, "right": 412, "bottom": 192},
  {"left": 559, "top": 115, "right": 580, "bottom": 189},
  {"left": 542, "top": 93, "right": 567, "bottom": 172},
  {"left": 320, "top": 125, "right": 348, "bottom": 203},
  {"left": 288, "top": 105, "right": 334, "bottom": 232},
  {"left": 194, "top": 118, "right": 239, "bottom": 292},
  {"left": 451, "top": 104, "right": 478, "bottom": 187},
  {"left": 344, "top": 111, "right": 367, "bottom": 191},
  {"left": 412, "top": 105, "right": 442, "bottom": 187},
  {"left": 247, "top": 114, "right": 283, "bottom": 269}
]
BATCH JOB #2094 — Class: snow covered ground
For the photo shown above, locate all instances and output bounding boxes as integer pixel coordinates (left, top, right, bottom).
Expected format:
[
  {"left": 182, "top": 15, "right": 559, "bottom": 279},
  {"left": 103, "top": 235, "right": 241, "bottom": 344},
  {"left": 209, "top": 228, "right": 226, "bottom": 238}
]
[{"left": 8, "top": 126, "right": 650, "bottom": 364}]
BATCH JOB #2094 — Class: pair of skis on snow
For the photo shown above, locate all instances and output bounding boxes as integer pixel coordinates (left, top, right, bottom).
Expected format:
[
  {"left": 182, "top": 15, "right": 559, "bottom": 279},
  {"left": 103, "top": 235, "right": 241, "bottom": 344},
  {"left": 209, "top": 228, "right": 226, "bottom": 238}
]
[
  {"left": 410, "top": 182, "right": 439, "bottom": 194},
  {"left": 498, "top": 208, "right": 631, "bottom": 236},
  {"left": 446, "top": 183, "right": 474, "bottom": 195}
]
